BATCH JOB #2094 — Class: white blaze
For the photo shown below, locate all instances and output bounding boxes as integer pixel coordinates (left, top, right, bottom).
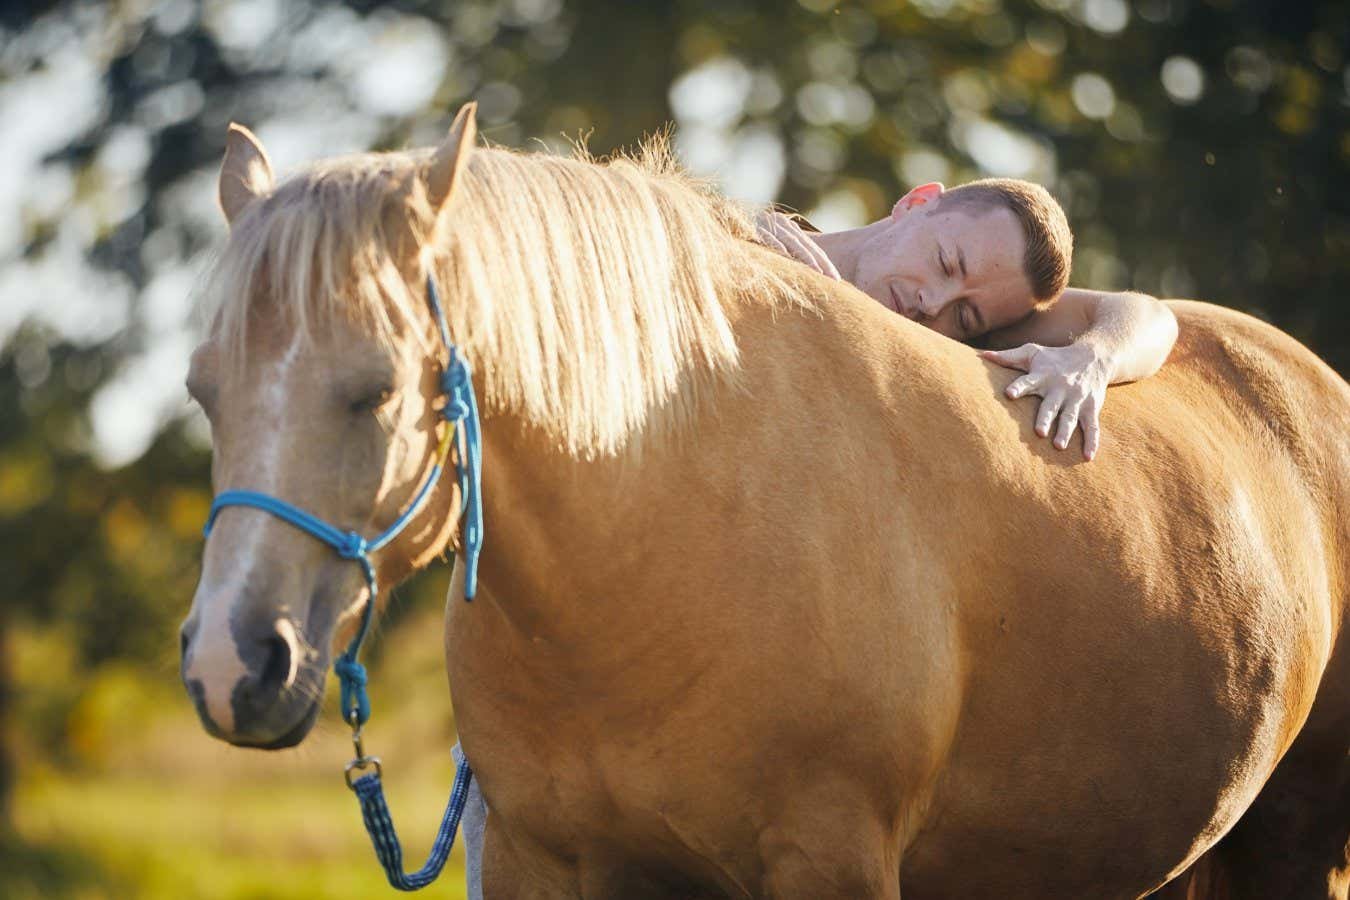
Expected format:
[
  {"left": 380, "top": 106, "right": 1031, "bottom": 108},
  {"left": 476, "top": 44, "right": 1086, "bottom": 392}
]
[{"left": 186, "top": 334, "right": 304, "bottom": 733}]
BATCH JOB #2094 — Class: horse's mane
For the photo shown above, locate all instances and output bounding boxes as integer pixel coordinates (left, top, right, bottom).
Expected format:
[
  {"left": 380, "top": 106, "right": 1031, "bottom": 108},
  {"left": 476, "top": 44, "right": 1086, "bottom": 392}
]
[{"left": 204, "top": 136, "right": 813, "bottom": 456}]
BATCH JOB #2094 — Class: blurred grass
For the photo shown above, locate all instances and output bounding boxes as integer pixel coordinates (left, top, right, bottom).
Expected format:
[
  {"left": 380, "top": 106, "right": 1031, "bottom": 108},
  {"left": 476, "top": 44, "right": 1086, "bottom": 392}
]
[{"left": 7, "top": 605, "right": 468, "bottom": 900}]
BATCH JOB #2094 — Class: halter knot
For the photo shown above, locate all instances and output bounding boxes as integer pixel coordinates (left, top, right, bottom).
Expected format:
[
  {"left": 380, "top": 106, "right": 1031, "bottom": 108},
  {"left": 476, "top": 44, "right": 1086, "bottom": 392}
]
[
  {"left": 334, "top": 655, "right": 371, "bottom": 725},
  {"left": 334, "top": 655, "right": 368, "bottom": 687},
  {"left": 337, "top": 531, "right": 369, "bottom": 560},
  {"left": 442, "top": 396, "right": 470, "bottom": 422},
  {"left": 440, "top": 353, "right": 473, "bottom": 423}
]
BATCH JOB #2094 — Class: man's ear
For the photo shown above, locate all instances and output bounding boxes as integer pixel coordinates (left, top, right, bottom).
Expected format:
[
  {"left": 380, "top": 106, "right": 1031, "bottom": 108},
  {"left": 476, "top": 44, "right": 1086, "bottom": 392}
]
[
  {"left": 426, "top": 102, "right": 478, "bottom": 219},
  {"left": 218, "top": 123, "right": 274, "bottom": 225},
  {"left": 891, "top": 182, "right": 945, "bottom": 220}
]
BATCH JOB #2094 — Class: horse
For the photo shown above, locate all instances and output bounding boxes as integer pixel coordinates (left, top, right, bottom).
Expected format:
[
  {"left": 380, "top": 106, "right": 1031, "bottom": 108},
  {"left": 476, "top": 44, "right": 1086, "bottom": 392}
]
[{"left": 179, "top": 104, "right": 1350, "bottom": 898}]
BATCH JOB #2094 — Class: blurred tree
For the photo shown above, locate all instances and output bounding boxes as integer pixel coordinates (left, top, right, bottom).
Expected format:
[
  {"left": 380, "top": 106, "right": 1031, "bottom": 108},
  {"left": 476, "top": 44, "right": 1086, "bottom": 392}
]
[{"left": 0, "top": 0, "right": 1346, "bottom": 833}]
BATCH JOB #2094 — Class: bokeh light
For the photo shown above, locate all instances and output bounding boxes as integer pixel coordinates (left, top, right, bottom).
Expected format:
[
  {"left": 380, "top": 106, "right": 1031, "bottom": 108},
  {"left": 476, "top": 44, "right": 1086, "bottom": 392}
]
[{"left": 1161, "top": 54, "right": 1205, "bottom": 104}]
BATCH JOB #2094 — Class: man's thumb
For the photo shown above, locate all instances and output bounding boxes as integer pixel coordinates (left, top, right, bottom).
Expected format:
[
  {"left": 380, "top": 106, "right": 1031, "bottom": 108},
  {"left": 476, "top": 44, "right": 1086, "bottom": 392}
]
[{"left": 979, "top": 344, "right": 1037, "bottom": 371}]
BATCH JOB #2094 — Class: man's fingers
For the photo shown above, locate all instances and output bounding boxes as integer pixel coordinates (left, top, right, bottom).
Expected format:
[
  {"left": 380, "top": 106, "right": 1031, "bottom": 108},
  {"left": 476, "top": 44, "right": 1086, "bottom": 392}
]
[
  {"left": 756, "top": 212, "right": 838, "bottom": 278},
  {"left": 1081, "top": 398, "right": 1102, "bottom": 460},
  {"left": 756, "top": 212, "right": 790, "bottom": 248},
  {"left": 1035, "top": 387, "right": 1066, "bottom": 438},
  {"left": 781, "top": 228, "right": 836, "bottom": 278},
  {"left": 1053, "top": 394, "right": 1084, "bottom": 451},
  {"left": 805, "top": 238, "right": 841, "bottom": 279},
  {"left": 1005, "top": 373, "right": 1044, "bottom": 400},
  {"left": 759, "top": 228, "right": 788, "bottom": 255},
  {"left": 981, "top": 343, "right": 1039, "bottom": 372},
  {"left": 779, "top": 228, "right": 819, "bottom": 270}
]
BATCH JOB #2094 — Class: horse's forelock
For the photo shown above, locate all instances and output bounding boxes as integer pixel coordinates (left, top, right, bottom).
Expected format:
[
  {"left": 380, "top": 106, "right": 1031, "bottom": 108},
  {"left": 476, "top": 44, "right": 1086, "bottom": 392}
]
[{"left": 203, "top": 152, "right": 435, "bottom": 371}]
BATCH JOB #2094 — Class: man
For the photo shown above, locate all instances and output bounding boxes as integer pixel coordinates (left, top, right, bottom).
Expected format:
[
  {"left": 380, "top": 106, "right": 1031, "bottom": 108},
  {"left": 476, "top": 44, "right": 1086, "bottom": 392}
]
[{"left": 757, "top": 179, "right": 1179, "bottom": 460}]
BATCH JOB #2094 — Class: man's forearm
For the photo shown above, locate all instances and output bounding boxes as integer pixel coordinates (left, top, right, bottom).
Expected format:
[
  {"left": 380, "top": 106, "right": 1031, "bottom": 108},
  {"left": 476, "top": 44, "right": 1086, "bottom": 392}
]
[{"left": 1073, "top": 290, "right": 1179, "bottom": 384}]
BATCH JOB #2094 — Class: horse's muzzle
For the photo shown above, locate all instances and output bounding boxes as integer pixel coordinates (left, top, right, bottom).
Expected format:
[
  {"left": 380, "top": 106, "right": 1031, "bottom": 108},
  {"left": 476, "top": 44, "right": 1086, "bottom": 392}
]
[{"left": 180, "top": 614, "right": 325, "bottom": 748}]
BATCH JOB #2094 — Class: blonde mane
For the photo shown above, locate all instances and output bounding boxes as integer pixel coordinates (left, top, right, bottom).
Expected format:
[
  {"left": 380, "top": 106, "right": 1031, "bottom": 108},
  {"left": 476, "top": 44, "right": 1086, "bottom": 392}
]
[{"left": 205, "top": 138, "right": 812, "bottom": 456}]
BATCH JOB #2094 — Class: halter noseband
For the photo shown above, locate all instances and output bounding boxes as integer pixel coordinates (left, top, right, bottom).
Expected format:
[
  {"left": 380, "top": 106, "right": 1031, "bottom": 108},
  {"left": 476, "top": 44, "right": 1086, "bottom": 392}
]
[{"left": 201, "top": 273, "right": 484, "bottom": 726}]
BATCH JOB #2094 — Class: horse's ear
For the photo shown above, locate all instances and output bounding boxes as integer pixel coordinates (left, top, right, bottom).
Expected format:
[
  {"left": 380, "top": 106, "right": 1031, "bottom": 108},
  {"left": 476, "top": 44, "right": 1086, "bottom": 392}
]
[
  {"left": 426, "top": 102, "right": 477, "bottom": 216},
  {"left": 219, "top": 123, "right": 274, "bottom": 225}
]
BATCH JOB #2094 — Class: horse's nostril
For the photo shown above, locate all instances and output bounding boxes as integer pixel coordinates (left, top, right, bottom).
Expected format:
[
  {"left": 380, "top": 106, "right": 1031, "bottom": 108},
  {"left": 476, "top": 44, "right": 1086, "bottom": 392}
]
[
  {"left": 180, "top": 627, "right": 192, "bottom": 661},
  {"left": 258, "top": 633, "right": 293, "bottom": 693}
]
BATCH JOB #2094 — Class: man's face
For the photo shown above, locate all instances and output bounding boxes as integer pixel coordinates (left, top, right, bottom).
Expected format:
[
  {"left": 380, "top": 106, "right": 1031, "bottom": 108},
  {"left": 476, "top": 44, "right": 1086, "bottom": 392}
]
[{"left": 851, "top": 198, "right": 1037, "bottom": 341}]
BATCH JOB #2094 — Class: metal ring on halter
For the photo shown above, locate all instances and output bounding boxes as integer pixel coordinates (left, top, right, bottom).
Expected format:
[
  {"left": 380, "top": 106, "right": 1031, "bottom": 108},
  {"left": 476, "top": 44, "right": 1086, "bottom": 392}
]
[
  {"left": 345, "top": 755, "right": 383, "bottom": 789},
  {"left": 345, "top": 714, "right": 380, "bottom": 790}
]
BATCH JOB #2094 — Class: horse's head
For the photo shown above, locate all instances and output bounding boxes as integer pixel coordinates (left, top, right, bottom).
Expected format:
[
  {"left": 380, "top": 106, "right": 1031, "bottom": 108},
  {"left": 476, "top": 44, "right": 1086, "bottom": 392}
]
[{"left": 180, "top": 107, "right": 478, "bottom": 748}]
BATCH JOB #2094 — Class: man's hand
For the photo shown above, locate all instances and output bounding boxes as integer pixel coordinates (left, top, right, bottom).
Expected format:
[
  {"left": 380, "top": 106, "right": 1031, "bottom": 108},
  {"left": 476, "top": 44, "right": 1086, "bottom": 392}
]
[
  {"left": 754, "top": 210, "right": 841, "bottom": 280},
  {"left": 980, "top": 290, "right": 1178, "bottom": 462},
  {"left": 980, "top": 342, "right": 1109, "bottom": 460}
]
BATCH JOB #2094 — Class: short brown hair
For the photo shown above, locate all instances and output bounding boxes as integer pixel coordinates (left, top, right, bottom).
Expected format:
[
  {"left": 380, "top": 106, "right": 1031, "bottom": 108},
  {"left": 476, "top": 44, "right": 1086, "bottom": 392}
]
[{"left": 936, "top": 178, "right": 1073, "bottom": 302}]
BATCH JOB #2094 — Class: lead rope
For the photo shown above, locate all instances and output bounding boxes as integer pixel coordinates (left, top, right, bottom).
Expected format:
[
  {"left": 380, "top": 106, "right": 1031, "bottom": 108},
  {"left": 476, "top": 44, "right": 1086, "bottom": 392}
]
[
  {"left": 337, "top": 550, "right": 473, "bottom": 890},
  {"left": 341, "top": 334, "right": 483, "bottom": 891},
  {"left": 204, "top": 274, "right": 483, "bottom": 891}
]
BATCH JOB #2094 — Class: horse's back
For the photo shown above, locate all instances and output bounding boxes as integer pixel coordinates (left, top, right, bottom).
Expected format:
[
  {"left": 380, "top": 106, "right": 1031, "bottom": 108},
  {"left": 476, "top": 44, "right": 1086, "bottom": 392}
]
[
  {"left": 1160, "top": 299, "right": 1350, "bottom": 477},
  {"left": 893, "top": 299, "right": 1350, "bottom": 897},
  {"left": 1142, "top": 300, "right": 1349, "bottom": 645},
  {"left": 1033, "top": 299, "right": 1349, "bottom": 637}
]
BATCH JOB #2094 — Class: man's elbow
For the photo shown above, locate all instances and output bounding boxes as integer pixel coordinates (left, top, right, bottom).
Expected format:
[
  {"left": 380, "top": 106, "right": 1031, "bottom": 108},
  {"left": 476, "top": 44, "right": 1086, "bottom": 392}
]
[
  {"left": 1140, "top": 294, "right": 1179, "bottom": 375},
  {"left": 1116, "top": 290, "right": 1177, "bottom": 336},
  {"left": 1148, "top": 295, "right": 1179, "bottom": 347}
]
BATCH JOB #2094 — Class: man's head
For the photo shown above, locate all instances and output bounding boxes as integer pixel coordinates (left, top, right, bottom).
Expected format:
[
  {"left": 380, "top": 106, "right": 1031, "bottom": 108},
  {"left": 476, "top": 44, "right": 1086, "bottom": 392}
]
[{"left": 849, "top": 178, "right": 1073, "bottom": 340}]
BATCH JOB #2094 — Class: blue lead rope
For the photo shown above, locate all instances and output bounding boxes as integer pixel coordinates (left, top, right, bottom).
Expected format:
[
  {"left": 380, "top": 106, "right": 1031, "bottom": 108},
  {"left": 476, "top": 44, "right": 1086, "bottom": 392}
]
[
  {"left": 202, "top": 273, "right": 482, "bottom": 891},
  {"left": 351, "top": 757, "right": 475, "bottom": 890}
]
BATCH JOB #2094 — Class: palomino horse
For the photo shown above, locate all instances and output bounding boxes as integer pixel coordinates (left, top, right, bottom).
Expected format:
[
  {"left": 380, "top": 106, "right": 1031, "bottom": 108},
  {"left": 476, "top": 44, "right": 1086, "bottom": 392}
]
[{"left": 180, "top": 104, "right": 1350, "bottom": 898}]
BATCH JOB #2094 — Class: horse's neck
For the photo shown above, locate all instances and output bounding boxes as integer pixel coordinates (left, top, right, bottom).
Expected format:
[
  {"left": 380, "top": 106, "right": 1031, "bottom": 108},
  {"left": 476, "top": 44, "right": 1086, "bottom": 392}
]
[{"left": 465, "top": 284, "right": 950, "bottom": 669}]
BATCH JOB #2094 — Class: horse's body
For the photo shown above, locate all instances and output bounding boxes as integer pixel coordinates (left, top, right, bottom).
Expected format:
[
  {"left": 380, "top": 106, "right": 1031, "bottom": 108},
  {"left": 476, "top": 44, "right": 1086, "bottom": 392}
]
[
  {"left": 452, "top": 281, "right": 1350, "bottom": 899},
  {"left": 182, "top": 109, "right": 1350, "bottom": 898}
]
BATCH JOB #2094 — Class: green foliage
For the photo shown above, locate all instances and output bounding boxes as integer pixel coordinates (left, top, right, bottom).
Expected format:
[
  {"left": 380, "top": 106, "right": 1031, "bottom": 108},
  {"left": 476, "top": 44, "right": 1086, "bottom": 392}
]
[
  {"left": 13, "top": 772, "right": 468, "bottom": 900},
  {"left": 2, "top": 331, "right": 208, "bottom": 666},
  {"left": 2, "top": 830, "right": 113, "bottom": 900}
]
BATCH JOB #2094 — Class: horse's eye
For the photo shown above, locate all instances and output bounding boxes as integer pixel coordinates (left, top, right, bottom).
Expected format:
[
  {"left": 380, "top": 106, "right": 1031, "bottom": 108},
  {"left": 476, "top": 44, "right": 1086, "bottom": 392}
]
[{"left": 349, "top": 387, "right": 394, "bottom": 414}]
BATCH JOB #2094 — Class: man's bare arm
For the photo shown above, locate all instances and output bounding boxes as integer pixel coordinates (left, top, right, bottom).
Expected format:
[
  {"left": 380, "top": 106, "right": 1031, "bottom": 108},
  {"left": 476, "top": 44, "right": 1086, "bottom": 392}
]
[
  {"left": 980, "top": 290, "right": 1179, "bottom": 459},
  {"left": 986, "top": 289, "right": 1178, "bottom": 381}
]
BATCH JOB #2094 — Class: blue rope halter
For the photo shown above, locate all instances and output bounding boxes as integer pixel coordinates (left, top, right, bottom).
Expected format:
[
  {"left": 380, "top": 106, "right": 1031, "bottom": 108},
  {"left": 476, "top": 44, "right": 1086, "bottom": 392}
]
[{"left": 201, "top": 273, "right": 482, "bottom": 890}]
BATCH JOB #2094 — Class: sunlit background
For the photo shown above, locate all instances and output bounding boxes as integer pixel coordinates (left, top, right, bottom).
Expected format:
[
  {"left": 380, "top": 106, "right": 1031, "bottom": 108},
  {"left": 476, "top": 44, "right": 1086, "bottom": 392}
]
[{"left": 3, "top": 0, "right": 1346, "bottom": 896}]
